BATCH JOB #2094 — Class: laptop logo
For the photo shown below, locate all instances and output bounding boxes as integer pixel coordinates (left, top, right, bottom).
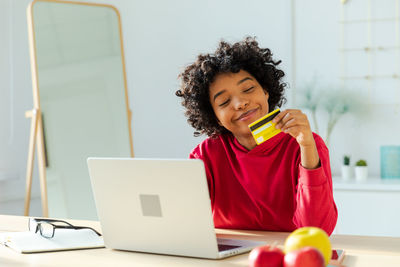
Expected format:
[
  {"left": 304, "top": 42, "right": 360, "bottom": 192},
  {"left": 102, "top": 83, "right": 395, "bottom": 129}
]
[{"left": 139, "top": 194, "right": 163, "bottom": 217}]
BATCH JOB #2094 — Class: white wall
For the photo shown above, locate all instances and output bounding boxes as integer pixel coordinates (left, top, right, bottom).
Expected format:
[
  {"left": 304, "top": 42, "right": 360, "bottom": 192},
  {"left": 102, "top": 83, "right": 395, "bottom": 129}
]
[
  {"left": 0, "top": 0, "right": 292, "bottom": 216},
  {"left": 120, "top": 0, "right": 293, "bottom": 158},
  {"left": 0, "top": 0, "right": 38, "bottom": 215},
  {"left": 1, "top": 0, "right": 399, "bottom": 223},
  {"left": 294, "top": 0, "right": 400, "bottom": 176}
]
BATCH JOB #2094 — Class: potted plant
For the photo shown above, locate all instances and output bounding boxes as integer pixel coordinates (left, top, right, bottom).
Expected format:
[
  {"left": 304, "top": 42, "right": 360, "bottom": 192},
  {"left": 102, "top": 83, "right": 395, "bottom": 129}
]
[
  {"left": 355, "top": 159, "right": 368, "bottom": 181},
  {"left": 341, "top": 155, "right": 352, "bottom": 180}
]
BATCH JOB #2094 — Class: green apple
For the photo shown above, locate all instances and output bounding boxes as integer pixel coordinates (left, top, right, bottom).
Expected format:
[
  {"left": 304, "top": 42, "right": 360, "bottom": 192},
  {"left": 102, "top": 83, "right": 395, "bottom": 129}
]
[{"left": 284, "top": 227, "right": 332, "bottom": 265}]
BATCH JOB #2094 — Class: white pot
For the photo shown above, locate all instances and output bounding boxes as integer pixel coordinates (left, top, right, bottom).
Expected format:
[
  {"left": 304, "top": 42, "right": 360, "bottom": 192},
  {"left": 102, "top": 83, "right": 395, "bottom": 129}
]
[
  {"left": 355, "top": 166, "right": 368, "bottom": 181},
  {"left": 341, "top": 165, "right": 352, "bottom": 180}
]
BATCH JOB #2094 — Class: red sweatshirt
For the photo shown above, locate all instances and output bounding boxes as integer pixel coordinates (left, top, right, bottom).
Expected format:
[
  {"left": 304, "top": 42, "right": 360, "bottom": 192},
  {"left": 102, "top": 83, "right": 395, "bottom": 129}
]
[{"left": 189, "top": 132, "right": 337, "bottom": 235}]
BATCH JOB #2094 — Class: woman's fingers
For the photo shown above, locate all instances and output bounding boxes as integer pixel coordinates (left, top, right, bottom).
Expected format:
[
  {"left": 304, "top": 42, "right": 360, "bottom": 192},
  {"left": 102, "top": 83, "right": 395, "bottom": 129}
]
[
  {"left": 274, "top": 110, "right": 308, "bottom": 131},
  {"left": 272, "top": 109, "right": 299, "bottom": 125},
  {"left": 272, "top": 109, "right": 315, "bottom": 146}
]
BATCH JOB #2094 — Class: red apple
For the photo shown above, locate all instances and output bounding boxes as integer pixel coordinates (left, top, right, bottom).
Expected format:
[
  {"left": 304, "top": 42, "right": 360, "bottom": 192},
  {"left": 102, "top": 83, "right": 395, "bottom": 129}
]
[
  {"left": 283, "top": 246, "right": 325, "bottom": 267},
  {"left": 249, "top": 245, "right": 285, "bottom": 267},
  {"left": 284, "top": 227, "right": 331, "bottom": 265}
]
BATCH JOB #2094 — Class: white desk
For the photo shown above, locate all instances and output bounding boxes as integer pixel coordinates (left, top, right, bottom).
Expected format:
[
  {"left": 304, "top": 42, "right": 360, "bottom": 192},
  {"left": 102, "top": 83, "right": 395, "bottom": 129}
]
[{"left": 1, "top": 215, "right": 400, "bottom": 266}]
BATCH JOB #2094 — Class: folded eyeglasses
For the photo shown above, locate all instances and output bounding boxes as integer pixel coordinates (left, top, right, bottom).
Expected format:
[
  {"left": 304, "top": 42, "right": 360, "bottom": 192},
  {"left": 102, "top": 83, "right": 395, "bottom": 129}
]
[{"left": 29, "top": 218, "right": 102, "bottom": 238}]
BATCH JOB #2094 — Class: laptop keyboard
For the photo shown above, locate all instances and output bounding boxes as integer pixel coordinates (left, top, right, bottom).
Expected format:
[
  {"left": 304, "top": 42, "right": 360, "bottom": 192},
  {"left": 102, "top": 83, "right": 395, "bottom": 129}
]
[{"left": 218, "top": 244, "right": 241, "bottom": 252}]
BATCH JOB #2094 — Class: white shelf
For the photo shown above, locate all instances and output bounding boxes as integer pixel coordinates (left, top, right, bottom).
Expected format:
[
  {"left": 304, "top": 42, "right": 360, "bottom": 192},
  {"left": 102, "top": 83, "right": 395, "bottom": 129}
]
[{"left": 333, "top": 177, "right": 400, "bottom": 192}]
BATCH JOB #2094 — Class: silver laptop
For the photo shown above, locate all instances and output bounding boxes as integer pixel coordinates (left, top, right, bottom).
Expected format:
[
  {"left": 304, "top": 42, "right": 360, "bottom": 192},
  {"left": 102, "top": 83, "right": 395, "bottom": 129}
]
[{"left": 87, "top": 158, "right": 266, "bottom": 259}]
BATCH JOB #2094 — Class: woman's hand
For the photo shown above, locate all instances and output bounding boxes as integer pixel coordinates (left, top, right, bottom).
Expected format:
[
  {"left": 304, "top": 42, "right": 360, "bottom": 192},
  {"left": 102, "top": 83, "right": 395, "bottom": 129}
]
[
  {"left": 272, "top": 109, "right": 320, "bottom": 169},
  {"left": 272, "top": 109, "right": 314, "bottom": 147}
]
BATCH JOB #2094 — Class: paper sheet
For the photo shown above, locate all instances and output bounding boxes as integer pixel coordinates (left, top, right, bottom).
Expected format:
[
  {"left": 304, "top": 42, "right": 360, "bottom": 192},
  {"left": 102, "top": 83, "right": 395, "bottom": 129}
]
[{"left": 0, "top": 229, "right": 104, "bottom": 253}]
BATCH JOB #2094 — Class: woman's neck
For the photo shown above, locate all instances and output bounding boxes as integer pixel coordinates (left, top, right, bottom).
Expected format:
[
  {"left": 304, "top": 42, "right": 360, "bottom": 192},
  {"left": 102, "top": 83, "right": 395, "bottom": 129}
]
[{"left": 234, "top": 133, "right": 257, "bottom": 151}]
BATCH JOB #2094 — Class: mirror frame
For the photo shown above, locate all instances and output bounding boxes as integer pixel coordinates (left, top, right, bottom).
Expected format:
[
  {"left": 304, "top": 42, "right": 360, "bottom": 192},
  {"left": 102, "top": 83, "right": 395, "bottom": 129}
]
[{"left": 24, "top": 0, "right": 134, "bottom": 217}]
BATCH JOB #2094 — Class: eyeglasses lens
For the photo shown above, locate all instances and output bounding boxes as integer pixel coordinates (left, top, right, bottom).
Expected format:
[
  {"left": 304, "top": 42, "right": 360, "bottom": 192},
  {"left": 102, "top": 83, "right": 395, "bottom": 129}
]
[
  {"left": 39, "top": 222, "right": 55, "bottom": 238},
  {"left": 29, "top": 219, "right": 38, "bottom": 233}
]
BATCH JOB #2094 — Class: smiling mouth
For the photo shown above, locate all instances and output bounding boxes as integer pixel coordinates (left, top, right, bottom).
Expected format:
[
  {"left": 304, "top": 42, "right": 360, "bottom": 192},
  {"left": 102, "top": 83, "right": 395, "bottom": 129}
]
[{"left": 237, "top": 108, "right": 258, "bottom": 121}]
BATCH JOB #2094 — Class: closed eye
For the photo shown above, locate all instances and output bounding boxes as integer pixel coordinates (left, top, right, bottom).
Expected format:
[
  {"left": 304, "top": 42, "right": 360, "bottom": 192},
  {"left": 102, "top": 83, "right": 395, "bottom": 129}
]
[
  {"left": 243, "top": 86, "right": 254, "bottom": 93},
  {"left": 219, "top": 99, "right": 230, "bottom": 107}
]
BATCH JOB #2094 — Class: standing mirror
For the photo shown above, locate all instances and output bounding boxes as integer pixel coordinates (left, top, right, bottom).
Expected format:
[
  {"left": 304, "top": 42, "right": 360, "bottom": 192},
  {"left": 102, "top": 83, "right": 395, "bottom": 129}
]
[{"left": 25, "top": 0, "right": 133, "bottom": 220}]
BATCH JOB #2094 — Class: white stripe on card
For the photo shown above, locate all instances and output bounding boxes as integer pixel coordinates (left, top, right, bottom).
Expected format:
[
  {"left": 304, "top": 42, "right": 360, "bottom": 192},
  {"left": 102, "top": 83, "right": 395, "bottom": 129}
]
[{"left": 253, "top": 123, "right": 272, "bottom": 135}]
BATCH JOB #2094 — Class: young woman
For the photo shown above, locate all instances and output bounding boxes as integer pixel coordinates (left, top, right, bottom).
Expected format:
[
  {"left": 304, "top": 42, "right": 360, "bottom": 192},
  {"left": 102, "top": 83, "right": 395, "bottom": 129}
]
[{"left": 175, "top": 37, "right": 337, "bottom": 235}]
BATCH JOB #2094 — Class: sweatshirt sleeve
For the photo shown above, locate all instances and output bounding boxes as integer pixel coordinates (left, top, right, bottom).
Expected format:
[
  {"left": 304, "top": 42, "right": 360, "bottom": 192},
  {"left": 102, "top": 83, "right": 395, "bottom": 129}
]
[{"left": 292, "top": 134, "right": 338, "bottom": 235}]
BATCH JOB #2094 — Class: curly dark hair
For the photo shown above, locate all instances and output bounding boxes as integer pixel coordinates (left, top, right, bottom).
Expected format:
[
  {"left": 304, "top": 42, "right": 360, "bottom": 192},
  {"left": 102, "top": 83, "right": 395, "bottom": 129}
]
[{"left": 176, "top": 37, "right": 287, "bottom": 137}]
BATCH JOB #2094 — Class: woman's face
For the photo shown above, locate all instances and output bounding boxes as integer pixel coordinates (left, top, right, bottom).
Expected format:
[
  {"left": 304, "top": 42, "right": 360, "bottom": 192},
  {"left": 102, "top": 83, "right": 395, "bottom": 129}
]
[{"left": 209, "top": 70, "right": 270, "bottom": 138}]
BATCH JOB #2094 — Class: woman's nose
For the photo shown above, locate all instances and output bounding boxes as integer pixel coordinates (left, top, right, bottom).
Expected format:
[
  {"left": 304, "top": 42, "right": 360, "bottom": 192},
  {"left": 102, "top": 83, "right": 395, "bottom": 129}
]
[{"left": 233, "top": 96, "right": 249, "bottom": 110}]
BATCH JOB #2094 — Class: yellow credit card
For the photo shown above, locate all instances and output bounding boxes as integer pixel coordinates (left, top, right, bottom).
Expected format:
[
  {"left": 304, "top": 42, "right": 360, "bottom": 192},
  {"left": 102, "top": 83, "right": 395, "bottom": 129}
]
[{"left": 248, "top": 108, "right": 281, "bottom": 145}]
